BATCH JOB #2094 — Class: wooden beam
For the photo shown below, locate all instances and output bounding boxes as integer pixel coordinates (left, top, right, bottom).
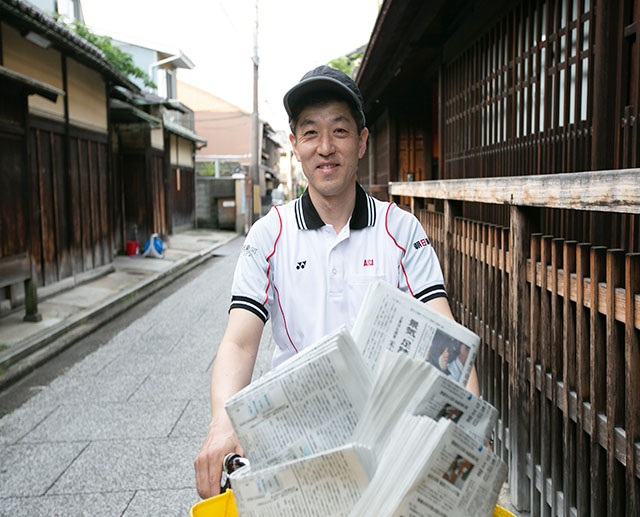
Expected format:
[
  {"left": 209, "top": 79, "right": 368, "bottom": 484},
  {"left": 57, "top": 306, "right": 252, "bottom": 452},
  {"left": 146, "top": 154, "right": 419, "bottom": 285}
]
[
  {"left": 509, "top": 205, "right": 531, "bottom": 510},
  {"left": 389, "top": 169, "right": 640, "bottom": 213}
]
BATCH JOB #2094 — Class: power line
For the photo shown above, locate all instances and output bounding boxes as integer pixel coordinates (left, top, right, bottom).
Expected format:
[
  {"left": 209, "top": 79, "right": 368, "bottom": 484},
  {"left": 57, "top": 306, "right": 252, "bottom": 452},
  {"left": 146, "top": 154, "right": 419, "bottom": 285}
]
[{"left": 217, "top": 0, "right": 241, "bottom": 39}]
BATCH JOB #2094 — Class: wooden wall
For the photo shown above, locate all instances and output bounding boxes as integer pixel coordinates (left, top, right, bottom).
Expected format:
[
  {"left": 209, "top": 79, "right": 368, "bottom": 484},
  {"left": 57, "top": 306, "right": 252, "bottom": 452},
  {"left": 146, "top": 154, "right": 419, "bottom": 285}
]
[
  {"left": 119, "top": 146, "right": 167, "bottom": 244},
  {"left": 28, "top": 118, "right": 112, "bottom": 287},
  {"left": 1, "top": 20, "right": 115, "bottom": 297},
  {"left": 170, "top": 166, "right": 195, "bottom": 231},
  {"left": 0, "top": 84, "right": 29, "bottom": 260},
  {"left": 365, "top": 0, "right": 639, "bottom": 250},
  {"left": 168, "top": 133, "right": 195, "bottom": 231}
]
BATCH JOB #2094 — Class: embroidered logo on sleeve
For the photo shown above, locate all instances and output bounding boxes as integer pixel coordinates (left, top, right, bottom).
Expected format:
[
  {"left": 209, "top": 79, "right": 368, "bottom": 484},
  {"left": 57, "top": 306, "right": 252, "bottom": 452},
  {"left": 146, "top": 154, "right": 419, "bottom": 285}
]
[
  {"left": 363, "top": 259, "right": 374, "bottom": 266},
  {"left": 242, "top": 245, "right": 258, "bottom": 256},
  {"left": 296, "top": 261, "right": 306, "bottom": 270},
  {"left": 413, "top": 237, "right": 431, "bottom": 250}
]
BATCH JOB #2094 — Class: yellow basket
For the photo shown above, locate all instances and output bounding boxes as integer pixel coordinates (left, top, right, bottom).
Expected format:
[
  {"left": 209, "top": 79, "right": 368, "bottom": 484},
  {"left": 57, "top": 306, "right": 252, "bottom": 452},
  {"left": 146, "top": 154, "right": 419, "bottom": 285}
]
[
  {"left": 191, "top": 489, "right": 238, "bottom": 517},
  {"left": 190, "top": 490, "right": 515, "bottom": 517}
]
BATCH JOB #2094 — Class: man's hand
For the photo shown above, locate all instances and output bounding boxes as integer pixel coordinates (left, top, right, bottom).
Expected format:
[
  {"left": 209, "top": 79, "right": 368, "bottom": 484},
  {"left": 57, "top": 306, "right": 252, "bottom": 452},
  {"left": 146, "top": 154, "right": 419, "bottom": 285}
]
[
  {"left": 194, "top": 420, "right": 243, "bottom": 499},
  {"left": 194, "top": 308, "right": 264, "bottom": 499}
]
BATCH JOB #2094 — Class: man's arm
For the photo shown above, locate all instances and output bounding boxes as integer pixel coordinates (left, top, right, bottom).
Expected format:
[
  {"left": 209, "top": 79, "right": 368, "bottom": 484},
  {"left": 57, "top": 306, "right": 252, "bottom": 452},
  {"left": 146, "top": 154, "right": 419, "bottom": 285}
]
[
  {"left": 425, "top": 296, "right": 480, "bottom": 396},
  {"left": 194, "top": 308, "right": 265, "bottom": 499}
]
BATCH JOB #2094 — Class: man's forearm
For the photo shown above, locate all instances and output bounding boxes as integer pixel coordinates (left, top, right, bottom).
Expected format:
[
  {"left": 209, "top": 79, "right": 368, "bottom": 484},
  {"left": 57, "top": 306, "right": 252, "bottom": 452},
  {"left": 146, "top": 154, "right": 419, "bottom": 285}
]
[{"left": 210, "top": 338, "right": 258, "bottom": 425}]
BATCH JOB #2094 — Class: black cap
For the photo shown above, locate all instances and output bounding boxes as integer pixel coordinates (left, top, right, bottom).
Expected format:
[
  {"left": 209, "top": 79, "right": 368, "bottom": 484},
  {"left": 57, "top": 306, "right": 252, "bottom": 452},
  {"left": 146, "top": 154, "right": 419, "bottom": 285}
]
[{"left": 283, "top": 65, "right": 366, "bottom": 127}]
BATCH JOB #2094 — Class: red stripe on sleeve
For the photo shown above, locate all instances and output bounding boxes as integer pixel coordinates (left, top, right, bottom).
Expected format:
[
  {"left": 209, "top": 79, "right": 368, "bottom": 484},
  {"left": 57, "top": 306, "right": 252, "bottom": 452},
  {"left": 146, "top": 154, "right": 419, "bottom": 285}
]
[
  {"left": 263, "top": 207, "right": 283, "bottom": 305},
  {"left": 384, "top": 203, "right": 415, "bottom": 296},
  {"left": 273, "top": 283, "right": 298, "bottom": 353}
]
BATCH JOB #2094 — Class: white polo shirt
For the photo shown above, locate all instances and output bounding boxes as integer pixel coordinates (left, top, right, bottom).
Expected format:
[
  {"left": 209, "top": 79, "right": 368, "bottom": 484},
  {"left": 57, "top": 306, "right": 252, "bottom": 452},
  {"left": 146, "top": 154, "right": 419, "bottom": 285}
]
[{"left": 230, "top": 183, "right": 447, "bottom": 367}]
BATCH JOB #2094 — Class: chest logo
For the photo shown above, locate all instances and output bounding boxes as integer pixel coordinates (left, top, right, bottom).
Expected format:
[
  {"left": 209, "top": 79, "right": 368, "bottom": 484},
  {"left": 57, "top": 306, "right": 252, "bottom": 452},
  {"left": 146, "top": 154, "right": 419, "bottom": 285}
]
[
  {"left": 363, "top": 259, "right": 375, "bottom": 266},
  {"left": 296, "top": 261, "right": 306, "bottom": 270},
  {"left": 413, "top": 238, "right": 430, "bottom": 250}
]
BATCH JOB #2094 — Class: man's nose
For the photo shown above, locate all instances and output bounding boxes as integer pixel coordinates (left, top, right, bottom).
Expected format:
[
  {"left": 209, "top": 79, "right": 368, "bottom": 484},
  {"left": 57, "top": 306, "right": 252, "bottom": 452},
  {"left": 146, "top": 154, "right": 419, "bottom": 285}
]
[{"left": 317, "top": 133, "right": 335, "bottom": 155}]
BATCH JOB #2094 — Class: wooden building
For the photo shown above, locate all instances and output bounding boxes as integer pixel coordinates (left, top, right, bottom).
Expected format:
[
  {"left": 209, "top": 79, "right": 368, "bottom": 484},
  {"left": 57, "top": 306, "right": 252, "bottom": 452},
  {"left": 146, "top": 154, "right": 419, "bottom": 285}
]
[
  {"left": 357, "top": 1, "right": 640, "bottom": 515},
  {"left": 0, "top": 0, "right": 139, "bottom": 312},
  {"left": 0, "top": 0, "right": 205, "bottom": 316},
  {"left": 111, "top": 89, "right": 205, "bottom": 244}
]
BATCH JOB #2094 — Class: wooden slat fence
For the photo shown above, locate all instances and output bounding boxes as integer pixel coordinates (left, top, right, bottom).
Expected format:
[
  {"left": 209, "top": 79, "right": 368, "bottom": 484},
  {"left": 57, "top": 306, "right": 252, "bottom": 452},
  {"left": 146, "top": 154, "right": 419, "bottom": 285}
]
[{"left": 390, "top": 169, "right": 640, "bottom": 516}]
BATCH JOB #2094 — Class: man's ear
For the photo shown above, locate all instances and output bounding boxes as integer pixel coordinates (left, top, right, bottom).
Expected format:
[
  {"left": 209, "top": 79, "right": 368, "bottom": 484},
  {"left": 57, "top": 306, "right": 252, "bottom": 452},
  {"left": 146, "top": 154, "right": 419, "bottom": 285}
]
[
  {"left": 358, "top": 128, "right": 369, "bottom": 159},
  {"left": 289, "top": 133, "right": 301, "bottom": 162}
]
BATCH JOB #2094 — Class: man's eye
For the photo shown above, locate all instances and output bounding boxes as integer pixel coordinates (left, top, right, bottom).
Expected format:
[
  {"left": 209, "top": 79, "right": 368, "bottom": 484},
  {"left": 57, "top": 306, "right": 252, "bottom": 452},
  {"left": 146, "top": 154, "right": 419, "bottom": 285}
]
[
  {"left": 304, "top": 130, "right": 316, "bottom": 137},
  {"left": 335, "top": 128, "right": 348, "bottom": 134}
]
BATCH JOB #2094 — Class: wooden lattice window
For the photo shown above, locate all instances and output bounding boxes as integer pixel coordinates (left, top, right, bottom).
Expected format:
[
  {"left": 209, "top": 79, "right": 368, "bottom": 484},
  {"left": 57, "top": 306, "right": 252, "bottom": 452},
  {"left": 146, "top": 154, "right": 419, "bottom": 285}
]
[
  {"left": 443, "top": 0, "right": 594, "bottom": 179},
  {"left": 619, "top": 0, "right": 640, "bottom": 167}
]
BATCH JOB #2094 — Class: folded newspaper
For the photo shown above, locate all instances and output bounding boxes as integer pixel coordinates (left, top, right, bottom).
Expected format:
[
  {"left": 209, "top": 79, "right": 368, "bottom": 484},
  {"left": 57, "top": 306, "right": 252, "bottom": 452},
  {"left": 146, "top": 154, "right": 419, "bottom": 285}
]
[
  {"left": 225, "top": 281, "right": 506, "bottom": 516},
  {"left": 352, "top": 281, "right": 480, "bottom": 385}
]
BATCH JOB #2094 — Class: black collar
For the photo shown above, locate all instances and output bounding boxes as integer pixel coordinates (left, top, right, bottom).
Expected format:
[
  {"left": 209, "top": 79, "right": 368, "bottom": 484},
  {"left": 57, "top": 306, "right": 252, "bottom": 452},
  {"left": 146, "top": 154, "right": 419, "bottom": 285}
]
[{"left": 294, "top": 183, "right": 376, "bottom": 230}]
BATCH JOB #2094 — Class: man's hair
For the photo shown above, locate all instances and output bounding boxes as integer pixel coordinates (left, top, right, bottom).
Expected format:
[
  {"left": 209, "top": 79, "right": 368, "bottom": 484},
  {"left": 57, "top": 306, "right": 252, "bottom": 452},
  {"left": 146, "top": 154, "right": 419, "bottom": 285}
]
[{"left": 289, "top": 91, "right": 366, "bottom": 140}]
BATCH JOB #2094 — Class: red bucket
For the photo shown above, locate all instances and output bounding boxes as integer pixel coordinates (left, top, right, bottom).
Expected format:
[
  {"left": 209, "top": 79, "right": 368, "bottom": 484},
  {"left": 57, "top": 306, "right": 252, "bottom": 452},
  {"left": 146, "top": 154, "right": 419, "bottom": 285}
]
[{"left": 126, "top": 241, "right": 139, "bottom": 256}]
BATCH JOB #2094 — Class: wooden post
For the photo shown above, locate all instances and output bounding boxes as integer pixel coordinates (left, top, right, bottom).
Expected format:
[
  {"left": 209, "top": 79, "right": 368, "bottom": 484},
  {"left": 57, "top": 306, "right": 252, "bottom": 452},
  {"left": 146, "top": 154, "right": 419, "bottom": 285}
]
[
  {"left": 550, "top": 238, "right": 563, "bottom": 517},
  {"left": 529, "top": 233, "right": 542, "bottom": 515},
  {"left": 540, "top": 235, "right": 552, "bottom": 515},
  {"left": 625, "top": 253, "right": 640, "bottom": 516},
  {"left": 591, "top": 0, "right": 620, "bottom": 170},
  {"left": 606, "top": 249, "right": 625, "bottom": 516},
  {"left": 23, "top": 257, "right": 41, "bottom": 322},
  {"left": 575, "top": 242, "right": 591, "bottom": 516},
  {"left": 508, "top": 205, "right": 531, "bottom": 510},
  {"left": 410, "top": 195, "right": 425, "bottom": 220},
  {"left": 562, "top": 240, "right": 577, "bottom": 516},
  {"left": 590, "top": 246, "right": 607, "bottom": 517},
  {"left": 444, "top": 200, "right": 462, "bottom": 307}
]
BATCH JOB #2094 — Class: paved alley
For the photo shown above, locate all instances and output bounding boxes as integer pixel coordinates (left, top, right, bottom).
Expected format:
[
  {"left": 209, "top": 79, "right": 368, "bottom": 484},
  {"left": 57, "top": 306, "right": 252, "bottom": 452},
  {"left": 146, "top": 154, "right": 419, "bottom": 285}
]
[{"left": 0, "top": 236, "right": 274, "bottom": 516}]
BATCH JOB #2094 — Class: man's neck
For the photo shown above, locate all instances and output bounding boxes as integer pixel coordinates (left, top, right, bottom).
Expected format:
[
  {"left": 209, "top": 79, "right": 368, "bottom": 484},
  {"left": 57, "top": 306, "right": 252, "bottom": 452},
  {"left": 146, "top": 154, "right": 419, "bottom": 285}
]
[{"left": 308, "top": 186, "right": 356, "bottom": 234}]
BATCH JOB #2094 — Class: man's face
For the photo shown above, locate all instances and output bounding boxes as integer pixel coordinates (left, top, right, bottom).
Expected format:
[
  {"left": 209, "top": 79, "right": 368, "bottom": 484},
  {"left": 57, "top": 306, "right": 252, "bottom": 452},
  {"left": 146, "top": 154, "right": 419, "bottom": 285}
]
[{"left": 290, "top": 100, "right": 368, "bottom": 202}]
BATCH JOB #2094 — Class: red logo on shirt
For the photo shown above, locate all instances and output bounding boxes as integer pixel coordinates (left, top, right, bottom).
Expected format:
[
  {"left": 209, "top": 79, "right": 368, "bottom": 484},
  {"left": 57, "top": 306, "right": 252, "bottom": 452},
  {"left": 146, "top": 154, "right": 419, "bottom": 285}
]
[
  {"left": 413, "top": 238, "right": 430, "bottom": 250},
  {"left": 363, "top": 259, "right": 374, "bottom": 266}
]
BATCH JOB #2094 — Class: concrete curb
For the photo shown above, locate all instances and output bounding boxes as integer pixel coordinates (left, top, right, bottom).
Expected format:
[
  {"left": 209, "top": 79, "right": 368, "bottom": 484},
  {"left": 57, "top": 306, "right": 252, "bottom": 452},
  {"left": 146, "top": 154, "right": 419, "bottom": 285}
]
[{"left": 0, "top": 233, "right": 239, "bottom": 391}]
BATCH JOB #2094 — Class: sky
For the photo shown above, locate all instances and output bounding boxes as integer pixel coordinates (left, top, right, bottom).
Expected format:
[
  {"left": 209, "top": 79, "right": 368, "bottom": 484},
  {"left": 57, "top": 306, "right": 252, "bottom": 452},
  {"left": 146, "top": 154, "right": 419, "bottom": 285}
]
[{"left": 81, "top": 0, "right": 381, "bottom": 133}]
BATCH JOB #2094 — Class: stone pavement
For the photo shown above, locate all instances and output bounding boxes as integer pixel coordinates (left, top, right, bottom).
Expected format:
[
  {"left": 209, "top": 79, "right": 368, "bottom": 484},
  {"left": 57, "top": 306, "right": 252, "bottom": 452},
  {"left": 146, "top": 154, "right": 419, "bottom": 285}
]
[{"left": 0, "top": 235, "right": 276, "bottom": 515}]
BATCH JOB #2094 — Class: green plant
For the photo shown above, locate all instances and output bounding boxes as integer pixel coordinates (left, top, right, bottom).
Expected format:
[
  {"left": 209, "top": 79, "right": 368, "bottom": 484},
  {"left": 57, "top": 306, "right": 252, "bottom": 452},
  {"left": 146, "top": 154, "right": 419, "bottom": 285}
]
[
  {"left": 328, "top": 48, "right": 364, "bottom": 78},
  {"left": 55, "top": 15, "right": 156, "bottom": 88}
]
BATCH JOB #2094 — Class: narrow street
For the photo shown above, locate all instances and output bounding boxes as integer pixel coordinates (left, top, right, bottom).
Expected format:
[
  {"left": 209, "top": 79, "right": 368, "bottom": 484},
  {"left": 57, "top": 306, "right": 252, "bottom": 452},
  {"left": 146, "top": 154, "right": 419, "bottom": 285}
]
[{"left": 0, "top": 236, "right": 274, "bottom": 516}]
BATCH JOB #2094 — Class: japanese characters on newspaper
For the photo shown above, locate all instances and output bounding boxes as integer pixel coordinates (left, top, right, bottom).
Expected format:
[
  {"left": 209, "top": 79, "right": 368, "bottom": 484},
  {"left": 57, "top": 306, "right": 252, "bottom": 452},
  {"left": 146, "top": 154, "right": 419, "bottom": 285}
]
[{"left": 225, "top": 281, "right": 507, "bottom": 516}]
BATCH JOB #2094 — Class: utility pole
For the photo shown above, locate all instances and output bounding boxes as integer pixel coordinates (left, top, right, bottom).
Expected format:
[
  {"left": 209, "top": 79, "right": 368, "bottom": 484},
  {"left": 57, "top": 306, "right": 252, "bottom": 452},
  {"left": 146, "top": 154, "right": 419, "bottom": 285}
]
[{"left": 250, "top": 0, "right": 260, "bottom": 225}]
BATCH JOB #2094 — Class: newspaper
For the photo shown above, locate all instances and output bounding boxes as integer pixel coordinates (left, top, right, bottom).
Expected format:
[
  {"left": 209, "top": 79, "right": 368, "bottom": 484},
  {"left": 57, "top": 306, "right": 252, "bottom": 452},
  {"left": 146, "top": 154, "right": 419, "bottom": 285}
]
[
  {"left": 353, "top": 351, "right": 497, "bottom": 455},
  {"left": 225, "top": 327, "right": 372, "bottom": 469},
  {"left": 352, "top": 281, "right": 480, "bottom": 385},
  {"left": 224, "top": 285, "right": 505, "bottom": 516},
  {"left": 230, "top": 444, "right": 374, "bottom": 517},
  {"left": 393, "top": 422, "right": 507, "bottom": 517},
  {"left": 350, "top": 415, "right": 507, "bottom": 517}
]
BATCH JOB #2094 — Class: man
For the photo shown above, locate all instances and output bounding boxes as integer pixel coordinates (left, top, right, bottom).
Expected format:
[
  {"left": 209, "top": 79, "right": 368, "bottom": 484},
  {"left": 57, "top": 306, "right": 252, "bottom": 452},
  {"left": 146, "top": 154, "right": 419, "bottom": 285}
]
[
  {"left": 194, "top": 65, "right": 479, "bottom": 499},
  {"left": 448, "top": 344, "right": 469, "bottom": 382}
]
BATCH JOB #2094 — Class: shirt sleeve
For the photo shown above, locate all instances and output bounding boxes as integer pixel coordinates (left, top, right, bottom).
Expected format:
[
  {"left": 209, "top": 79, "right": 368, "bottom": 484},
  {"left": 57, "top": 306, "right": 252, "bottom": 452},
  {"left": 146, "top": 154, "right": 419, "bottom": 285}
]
[
  {"left": 229, "top": 208, "right": 281, "bottom": 323},
  {"left": 387, "top": 203, "right": 447, "bottom": 303}
]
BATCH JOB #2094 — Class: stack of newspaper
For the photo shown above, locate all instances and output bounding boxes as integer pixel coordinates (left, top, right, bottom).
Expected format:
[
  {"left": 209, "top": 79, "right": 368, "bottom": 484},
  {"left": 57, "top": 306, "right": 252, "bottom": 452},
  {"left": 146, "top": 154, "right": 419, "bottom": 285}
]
[
  {"left": 225, "top": 327, "right": 372, "bottom": 469},
  {"left": 226, "top": 281, "right": 507, "bottom": 516}
]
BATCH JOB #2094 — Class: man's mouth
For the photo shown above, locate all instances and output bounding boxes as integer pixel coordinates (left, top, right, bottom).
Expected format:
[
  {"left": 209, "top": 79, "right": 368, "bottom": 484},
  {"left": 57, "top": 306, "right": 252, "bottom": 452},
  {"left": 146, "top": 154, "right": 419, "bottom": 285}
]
[{"left": 317, "top": 163, "right": 338, "bottom": 170}]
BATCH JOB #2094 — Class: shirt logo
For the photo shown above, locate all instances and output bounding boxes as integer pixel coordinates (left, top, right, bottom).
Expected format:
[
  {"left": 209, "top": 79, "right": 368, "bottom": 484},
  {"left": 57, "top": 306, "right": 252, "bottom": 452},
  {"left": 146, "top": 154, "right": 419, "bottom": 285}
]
[
  {"left": 296, "top": 261, "right": 306, "bottom": 270},
  {"left": 413, "top": 238, "right": 430, "bottom": 250},
  {"left": 242, "top": 245, "right": 257, "bottom": 256},
  {"left": 363, "top": 259, "right": 374, "bottom": 266}
]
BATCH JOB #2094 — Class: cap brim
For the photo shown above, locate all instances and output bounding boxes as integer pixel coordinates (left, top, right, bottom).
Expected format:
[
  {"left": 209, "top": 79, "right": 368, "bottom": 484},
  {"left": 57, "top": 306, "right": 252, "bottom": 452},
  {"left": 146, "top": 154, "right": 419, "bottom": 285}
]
[{"left": 283, "top": 76, "right": 363, "bottom": 120}]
